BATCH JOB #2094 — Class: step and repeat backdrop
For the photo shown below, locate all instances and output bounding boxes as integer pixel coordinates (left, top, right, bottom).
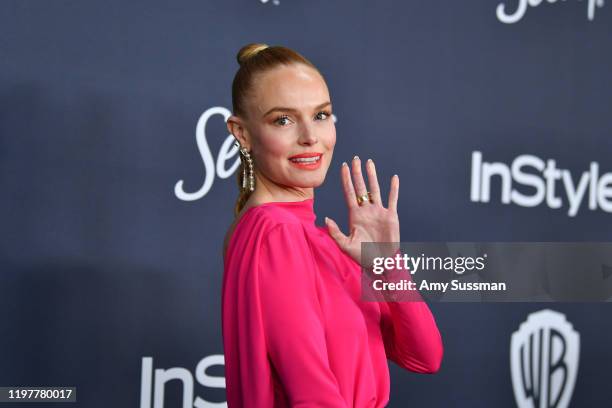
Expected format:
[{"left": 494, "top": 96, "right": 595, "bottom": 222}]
[{"left": 1, "top": 1, "right": 611, "bottom": 407}]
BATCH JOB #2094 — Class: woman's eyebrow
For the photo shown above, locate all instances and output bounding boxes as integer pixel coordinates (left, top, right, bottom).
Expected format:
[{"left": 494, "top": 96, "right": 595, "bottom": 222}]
[{"left": 262, "top": 101, "right": 331, "bottom": 117}]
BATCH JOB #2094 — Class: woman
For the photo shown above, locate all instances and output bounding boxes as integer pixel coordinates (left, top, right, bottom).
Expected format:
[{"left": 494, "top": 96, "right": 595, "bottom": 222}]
[{"left": 222, "top": 43, "right": 443, "bottom": 407}]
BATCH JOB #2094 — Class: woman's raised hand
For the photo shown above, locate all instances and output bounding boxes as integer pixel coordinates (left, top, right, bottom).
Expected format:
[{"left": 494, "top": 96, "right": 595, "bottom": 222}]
[{"left": 324, "top": 156, "right": 400, "bottom": 268}]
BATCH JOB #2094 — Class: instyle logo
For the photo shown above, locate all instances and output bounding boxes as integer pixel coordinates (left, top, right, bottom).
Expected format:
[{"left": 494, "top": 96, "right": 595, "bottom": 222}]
[
  {"left": 470, "top": 151, "right": 612, "bottom": 217},
  {"left": 140, "top": 355, "right": 226, "bottom": 408},
  {"left": 510, "top": 309, "right": 580, "bottom": 408},
  {"left": 496, "top": 0, "right": 605, "bottom": 24},
  {"left": 174, "top": 107, "right": 337, "bottom": 201}
]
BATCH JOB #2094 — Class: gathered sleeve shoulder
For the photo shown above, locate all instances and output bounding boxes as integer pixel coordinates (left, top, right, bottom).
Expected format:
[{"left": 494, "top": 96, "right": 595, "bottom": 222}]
[{"left": 256, "top": 222, "right": 348, "bottom": 407}]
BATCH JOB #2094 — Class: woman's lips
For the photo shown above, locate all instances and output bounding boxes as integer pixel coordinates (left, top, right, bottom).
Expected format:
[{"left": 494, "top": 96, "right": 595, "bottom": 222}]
[{"left": 288, "top": 153, "right": 323, "bottom": 170}]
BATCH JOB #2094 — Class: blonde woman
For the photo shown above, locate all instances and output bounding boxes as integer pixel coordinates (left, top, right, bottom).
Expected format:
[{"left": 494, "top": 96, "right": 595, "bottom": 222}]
[{"left": 222, "top": 43, "right": 443, "bottom": 407}]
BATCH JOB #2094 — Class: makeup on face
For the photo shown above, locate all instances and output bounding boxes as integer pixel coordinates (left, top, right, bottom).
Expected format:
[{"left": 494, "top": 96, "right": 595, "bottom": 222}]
[{"left": 288, "top": 152, "right": 323, "bottom": 170}]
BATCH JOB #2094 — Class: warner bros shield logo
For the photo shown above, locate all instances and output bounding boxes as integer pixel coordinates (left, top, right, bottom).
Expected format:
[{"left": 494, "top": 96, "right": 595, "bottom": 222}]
[{"left": 510, "top": 309, "right": 580, "bottom": 408}]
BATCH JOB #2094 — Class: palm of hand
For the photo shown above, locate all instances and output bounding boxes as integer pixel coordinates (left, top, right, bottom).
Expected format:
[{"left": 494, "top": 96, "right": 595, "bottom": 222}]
[{"left": 325, "top": 157, "right": 401, "bottom": 268}]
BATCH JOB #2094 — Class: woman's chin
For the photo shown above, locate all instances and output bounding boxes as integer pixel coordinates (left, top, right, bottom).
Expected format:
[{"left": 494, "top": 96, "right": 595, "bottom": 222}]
[{"left": 287, "top": 175, "right": 326, "bottom": 189}]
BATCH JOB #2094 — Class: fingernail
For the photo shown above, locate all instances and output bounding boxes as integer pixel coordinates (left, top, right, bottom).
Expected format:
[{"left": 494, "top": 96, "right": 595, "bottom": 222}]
[
  {"left": 342, "top": 162, "right": 348, "bottom": 167},
  {"left": 367, "top": 158, "right": 372, "bottom": 164},
  {"left": 394, "top": 174, "right": 399, "bottom": 178},
  {"left": 353, "top": 155, "right": 359, "bottom": 161},
  {"left": 324, "top": 216, "right": 329, "bottom": 223}
]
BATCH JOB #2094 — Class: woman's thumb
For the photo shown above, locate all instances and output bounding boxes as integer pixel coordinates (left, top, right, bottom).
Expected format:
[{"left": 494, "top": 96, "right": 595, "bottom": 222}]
[{"left": 324, "top": 216, "right": 346, "bottom": 246}]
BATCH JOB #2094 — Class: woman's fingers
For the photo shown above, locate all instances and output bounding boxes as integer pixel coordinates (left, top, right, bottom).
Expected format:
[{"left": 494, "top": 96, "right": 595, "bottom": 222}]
[
  {"left": 365, "top": 159, "right": 382, "bottom": 206},
  {"left": 341, "top": 162, "right": 358, "bottom": 210},
  {"left": 388, "top": 174, "right": 399, "bottom": 213},
  {"left": 341, "top": 156, "right": 387, "bottom": 209},
  {"left": 351, "top": 156, "right": 370, "bottom": 205}
]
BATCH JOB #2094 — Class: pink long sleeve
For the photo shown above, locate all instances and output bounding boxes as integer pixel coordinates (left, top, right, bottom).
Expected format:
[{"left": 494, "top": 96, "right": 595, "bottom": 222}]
[
  {"left": 380, "top": 301, "right": 444, "bottom": 373},
  {"left": 377, "top": 251, "right": 444, "bottom": 373},
  {"left": 258, "top": 223, "right": 348, "bottom": 407}
]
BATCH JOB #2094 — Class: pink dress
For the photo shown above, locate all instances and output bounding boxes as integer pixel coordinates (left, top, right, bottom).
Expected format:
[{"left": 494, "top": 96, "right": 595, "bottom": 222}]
[{"left": 222, "top": 198, "right": 443, "bottom": 407}]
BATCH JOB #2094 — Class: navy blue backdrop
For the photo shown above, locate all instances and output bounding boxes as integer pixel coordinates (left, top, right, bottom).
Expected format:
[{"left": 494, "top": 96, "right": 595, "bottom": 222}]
[{"left": 1, "top": 1, "right": 611, "bottom": 407}]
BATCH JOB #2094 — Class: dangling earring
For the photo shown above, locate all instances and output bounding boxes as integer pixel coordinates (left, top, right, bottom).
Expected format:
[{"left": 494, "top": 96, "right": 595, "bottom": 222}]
[{"left": 236, "top": 141, "right": 255, "bottom": 192}]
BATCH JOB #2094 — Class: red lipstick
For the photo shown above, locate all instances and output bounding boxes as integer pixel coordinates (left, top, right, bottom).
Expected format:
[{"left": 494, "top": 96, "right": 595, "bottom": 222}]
[{"left": 288, "top": 152, "right": 323, "bottom": 170}]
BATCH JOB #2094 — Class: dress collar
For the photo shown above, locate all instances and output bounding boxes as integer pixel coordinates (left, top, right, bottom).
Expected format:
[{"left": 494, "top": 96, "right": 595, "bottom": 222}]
[{"left": 255, "top": 197, "right": 316, "bottom": 225}]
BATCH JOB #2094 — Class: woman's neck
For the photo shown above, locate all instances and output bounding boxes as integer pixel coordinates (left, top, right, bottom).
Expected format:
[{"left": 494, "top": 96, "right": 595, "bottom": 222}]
[{"left": 246, "top": 189, "right": 314, "bottom": 207}]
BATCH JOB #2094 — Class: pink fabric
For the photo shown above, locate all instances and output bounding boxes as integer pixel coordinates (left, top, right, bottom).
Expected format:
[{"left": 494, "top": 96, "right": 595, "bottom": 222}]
[{"left": 222, "top": 198, "right": 443, "bottom": 407}]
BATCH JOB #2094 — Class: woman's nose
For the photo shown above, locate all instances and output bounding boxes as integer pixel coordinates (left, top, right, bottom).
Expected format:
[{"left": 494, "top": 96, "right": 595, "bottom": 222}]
[{"left": 298, "top": 123, "right": 318, "bottom": 145}]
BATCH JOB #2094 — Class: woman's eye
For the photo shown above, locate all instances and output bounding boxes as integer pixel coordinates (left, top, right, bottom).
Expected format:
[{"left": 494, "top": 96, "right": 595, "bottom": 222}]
[
  {"left": 275, "top": 115, "right": 291, "bottom": 126},
  {"left": 275, "top": 111, "right": 331, "bottom": 126},
  {"left": 316, "top": 110, "right": 331, "bottom": 120}
]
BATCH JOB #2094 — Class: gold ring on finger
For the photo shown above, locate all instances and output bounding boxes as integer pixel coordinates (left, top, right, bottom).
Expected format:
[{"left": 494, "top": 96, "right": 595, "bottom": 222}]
[{"left": 356, "top": 192, "right": 372, "bottom": 206}]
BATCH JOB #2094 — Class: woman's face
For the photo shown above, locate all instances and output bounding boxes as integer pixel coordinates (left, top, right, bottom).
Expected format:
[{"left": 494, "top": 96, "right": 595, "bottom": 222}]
[{"left": 240, "top": 63, "right": 336, "bottom": 193}]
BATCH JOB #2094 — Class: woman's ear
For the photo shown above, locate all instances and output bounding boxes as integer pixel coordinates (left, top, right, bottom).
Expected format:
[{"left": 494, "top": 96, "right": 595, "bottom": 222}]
[{"left": 227, "top": 115, "right": 249, "bottom": 149}]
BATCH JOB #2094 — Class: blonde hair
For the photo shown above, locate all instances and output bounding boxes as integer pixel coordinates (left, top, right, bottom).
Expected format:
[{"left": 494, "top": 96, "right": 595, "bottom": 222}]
[{"left": 230, "top": 43, "right": 322, "bottom": 217}]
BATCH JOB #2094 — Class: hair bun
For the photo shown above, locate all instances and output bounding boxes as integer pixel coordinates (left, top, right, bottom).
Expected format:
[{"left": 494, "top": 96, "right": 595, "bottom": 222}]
[{"left": 236, "top": 43, "right": 270, "bottom": 66}]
